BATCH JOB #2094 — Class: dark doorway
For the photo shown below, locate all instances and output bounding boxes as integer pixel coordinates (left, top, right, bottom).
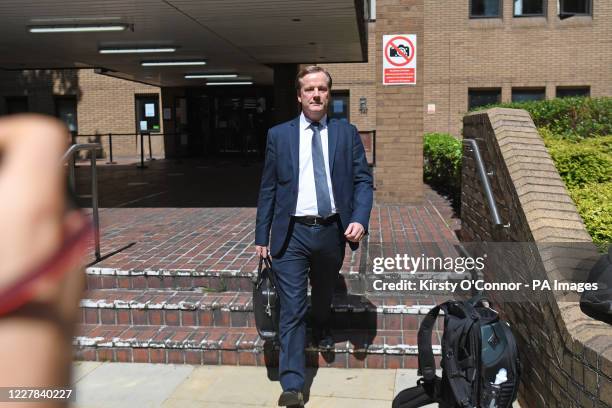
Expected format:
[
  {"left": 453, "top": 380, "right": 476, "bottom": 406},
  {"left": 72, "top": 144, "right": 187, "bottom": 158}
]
[
  {"left": 55, "top": 95, "right": 78, "bottom": 132},
  {"left": 185, "top": 86, "right": 273, "bottom": 158}
]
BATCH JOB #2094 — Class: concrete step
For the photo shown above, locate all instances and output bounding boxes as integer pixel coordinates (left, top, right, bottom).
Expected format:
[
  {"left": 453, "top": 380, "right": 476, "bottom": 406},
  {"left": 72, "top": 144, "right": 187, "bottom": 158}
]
[
  {"left": 79, "top": 289, "right": 445, "bottom": 332},
  {"left": 73, "top": 324, "right": 442, "bottom": 369}
]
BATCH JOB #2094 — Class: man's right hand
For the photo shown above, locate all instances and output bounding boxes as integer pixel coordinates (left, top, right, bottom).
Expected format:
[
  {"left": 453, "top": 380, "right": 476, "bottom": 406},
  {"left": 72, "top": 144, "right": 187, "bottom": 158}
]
[{"left": 255, "top": 245, "right": 268, "bottom": 259}]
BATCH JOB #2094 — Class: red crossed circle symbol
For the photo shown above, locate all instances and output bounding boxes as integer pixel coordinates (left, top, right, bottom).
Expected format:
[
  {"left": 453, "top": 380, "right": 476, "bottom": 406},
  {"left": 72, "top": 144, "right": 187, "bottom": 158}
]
[{"left": 384, "top": 36, "right": 415, "bottom": 67}]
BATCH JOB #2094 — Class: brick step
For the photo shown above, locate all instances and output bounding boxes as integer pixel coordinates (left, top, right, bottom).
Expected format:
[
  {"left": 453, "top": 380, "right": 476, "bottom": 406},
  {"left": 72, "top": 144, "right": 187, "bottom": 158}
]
[
  {"left": 80, "top": 289, "right": 445, "bottom": 331},
  {"left": 73, "top": 324, "right": 442, "bottom": 369},
  {"left": 85, "top": 267, "right": 467, "bottom": 294},
  {"left": 86, "top": 267, "right": 365, "bottom": 293}
]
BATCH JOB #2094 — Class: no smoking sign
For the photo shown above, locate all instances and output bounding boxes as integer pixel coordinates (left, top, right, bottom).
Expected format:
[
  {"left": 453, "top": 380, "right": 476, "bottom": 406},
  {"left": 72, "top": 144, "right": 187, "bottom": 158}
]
[{"left": 383, "top": 34, "right": 417, "bottom": 85}]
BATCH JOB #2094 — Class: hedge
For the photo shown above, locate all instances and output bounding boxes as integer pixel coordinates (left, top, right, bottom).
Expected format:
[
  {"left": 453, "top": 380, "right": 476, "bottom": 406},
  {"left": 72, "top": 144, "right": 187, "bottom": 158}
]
[
  {"left": 423, "top": 132, "right": 462, "bottom": 194},
  {"left": 542, "top": 131, "right": 612, "bottom": 188},
  {"left": 472, "top": 97, "right": 611, "bottom": 139},
  {"left": 541, "top": 130, "right": 612, "bottom": 249}
]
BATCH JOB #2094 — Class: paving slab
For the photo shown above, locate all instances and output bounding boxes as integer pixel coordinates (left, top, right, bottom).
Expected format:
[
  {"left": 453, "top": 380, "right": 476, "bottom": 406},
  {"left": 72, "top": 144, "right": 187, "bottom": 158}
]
[
  {"left": 72, "top": 361, "right": 104, "bottom": 383},
  {"left": 307, "top": 367, "right": 395, "bottom": 400},
  {"left": 167, "top": 366, "right": 280, "bottom": 406},
  {"left": 71, "top": 362, "right": 193, "bottom": 408},
  {"left": 70, "top": 362, "right": 522, "bottom": 407}
]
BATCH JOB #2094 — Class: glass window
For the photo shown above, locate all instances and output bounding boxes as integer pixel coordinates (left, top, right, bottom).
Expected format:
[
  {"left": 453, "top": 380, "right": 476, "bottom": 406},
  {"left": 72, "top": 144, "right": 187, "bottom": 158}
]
[
  {"left": 329, "top": 91, "right": 350, "bottom": 122},
  {"left": 5, "top": 96, "right": 28, "bottom": 114},
  {"left": 55, "top": 96, "right": 78, "bottom": 133},
  {"left": 365, "top": 0, "right": 376, "bottom": 20},
  {"left": 560, "top": 0, "right": 591, "bottom": 15},
  {"left": 512, "top": 88, "right": 546, "bottom": 102},
  {"left": 514, "top": 0, "right": 545, "bottom": 16},
  {"left": 135, "top": 94, "right": 161, "bottom": 132},
  {"left": 556, "top": 86, "right": 590, "bottom": 98},
  {"left": 470, "top": 0, "right": 502, "bottom": 17},
  {"left": 468, "top": 88, "right": 501, "bottom": 110}
]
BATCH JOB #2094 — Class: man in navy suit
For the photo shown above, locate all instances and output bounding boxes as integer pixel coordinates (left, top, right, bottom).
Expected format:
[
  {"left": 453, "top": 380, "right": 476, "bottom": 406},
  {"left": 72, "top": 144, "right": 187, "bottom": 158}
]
[{"left": 255, "top": 66, "right": 373, "bottom": 407}]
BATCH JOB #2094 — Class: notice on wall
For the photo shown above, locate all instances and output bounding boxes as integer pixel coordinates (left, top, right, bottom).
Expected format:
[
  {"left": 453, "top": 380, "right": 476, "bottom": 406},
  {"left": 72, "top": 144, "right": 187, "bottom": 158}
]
[
  {"left": 145, "top": 103, "right": 155, "bottom": 117},
  {"left": 382, "top": 34, "right": 417, "bottom": 85},
  {"left": 163, "top": 108, "right": 172, "bottom": 120},
  {"left": 139, "top": 120, "right": 148, "bottom": 131}
]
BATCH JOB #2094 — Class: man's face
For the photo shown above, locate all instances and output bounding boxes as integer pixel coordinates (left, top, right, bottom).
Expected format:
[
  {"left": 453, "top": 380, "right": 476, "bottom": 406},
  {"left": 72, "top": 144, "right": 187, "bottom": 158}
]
[{"left": 297, "top": 72, "right": 330, "bottom": 121}]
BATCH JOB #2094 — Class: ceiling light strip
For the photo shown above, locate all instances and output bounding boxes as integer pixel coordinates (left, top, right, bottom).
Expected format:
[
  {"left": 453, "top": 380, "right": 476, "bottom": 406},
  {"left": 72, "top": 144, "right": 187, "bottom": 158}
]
[
  {"left": 141, "top": 61, "right": 206, "bottom": 66},
  {"left": 185, "top": 74, "right": 237, "bottom": 79},
  {"left": 29, "top": 24, "right": 128, "bottom": 33},
  {"left": 100, "top": 48, "right": 176, "bottom": 54},
  {"left": 206, "top": 82, "right": 253, "bottom": 86}
]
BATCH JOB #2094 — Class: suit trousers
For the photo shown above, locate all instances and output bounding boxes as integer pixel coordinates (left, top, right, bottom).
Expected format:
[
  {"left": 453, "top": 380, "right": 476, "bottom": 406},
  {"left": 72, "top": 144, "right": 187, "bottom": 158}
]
[{"left": 272, "top": 219, "right": 345, "bottom": 392}]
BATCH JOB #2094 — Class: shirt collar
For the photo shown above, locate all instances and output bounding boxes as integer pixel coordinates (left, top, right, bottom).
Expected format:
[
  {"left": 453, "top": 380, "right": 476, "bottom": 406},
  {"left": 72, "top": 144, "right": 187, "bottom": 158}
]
[{"left": 300, "top": 112, "right": 327, "bottom": 131}]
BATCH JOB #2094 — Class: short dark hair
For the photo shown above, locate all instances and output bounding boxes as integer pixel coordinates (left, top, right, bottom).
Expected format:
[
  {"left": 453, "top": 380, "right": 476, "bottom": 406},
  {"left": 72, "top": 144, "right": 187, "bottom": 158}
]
[{"left": 295, "top": 65, "right": 332, "bottom": 91}]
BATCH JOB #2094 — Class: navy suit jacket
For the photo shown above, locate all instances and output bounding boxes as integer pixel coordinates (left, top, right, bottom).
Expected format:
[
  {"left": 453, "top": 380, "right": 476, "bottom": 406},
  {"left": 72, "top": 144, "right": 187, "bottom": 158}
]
[{"left": 255, "top": 116, "right": 373, "bottom": 257}]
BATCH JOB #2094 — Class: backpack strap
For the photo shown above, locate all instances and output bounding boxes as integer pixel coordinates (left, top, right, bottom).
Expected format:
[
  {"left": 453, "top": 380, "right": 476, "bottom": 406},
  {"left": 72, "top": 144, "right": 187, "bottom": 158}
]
[{"left": 417, "top": 303, "right": 447, "bottom": 382}]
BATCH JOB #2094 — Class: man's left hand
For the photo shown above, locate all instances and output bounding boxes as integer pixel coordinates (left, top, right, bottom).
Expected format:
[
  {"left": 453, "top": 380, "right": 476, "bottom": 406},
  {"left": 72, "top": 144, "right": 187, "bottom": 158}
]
[{"left": 344, "top": 222, "right": 365, "bottom": 242}]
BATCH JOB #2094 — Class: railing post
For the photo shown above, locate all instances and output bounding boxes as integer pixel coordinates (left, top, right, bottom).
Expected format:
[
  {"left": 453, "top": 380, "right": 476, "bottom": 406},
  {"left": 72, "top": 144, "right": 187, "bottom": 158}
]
[
  {"left": 147, "top": 132, "right": 154, "bottom": 161},
  {"left": 68, "top": 153, "right": 76, "bottom": 192},
  {"left": 90, "top": 152, "right": 101, "bottom": 261},
  {"left": 137, "top": 132, "right": 147, "bottom": 169},
  {"left": 61, "top": 143, "right": 102, "bottom": 262},
  {"left": 106, "top": 133, "right": 116, "bottom": 164}
]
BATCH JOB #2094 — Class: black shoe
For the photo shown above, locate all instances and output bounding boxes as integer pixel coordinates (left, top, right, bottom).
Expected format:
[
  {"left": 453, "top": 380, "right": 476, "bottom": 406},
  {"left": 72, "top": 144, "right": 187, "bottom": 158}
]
[
  {"left": 313, "top": 327, "right": 334, "bottom": 350},
  {"left": 278, "top": 390, "right": 304, "bottom": 407}
]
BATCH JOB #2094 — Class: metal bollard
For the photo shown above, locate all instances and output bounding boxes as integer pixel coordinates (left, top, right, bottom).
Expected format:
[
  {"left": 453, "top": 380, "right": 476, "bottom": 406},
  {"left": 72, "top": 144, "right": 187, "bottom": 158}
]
[
  {"left": 137, "top": 132, "right": 147, "bottom": 168},
  {"left": 106, "top": 133, "right": 117, "bottom": 164}
]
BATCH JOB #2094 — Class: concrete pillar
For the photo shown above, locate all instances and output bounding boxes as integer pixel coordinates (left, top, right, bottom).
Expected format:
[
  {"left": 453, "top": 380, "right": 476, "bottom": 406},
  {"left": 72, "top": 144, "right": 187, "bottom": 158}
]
[
  {"left": 272, "top": 64, "right": 299, "bottom": 124},
  {"left": 375, "top": 0, "right": 424, "bottom": 204}
]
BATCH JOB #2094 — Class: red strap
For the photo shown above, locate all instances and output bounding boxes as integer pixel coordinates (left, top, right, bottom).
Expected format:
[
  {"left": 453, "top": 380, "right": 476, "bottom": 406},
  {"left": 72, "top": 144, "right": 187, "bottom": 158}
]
[{"left": 0, "top": 219, "right": 92, "bottom": 316}]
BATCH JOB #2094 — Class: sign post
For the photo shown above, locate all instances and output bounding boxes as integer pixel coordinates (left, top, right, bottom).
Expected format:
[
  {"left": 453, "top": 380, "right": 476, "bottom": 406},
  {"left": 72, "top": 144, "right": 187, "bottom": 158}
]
[{"left": 382, "top": 34, "right": 417, "bottom": 85}]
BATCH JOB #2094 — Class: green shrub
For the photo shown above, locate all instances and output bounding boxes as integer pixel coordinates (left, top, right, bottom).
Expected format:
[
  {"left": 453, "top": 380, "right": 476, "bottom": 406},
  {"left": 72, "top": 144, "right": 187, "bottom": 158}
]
[
  {"left": 545, "top": 137, "right": 612, "bottom": 188},
  {"left": 540, "top": 129, "right": 612, "bottom": 249},
  {"left": 423, "top": 133, "right": 462, "bottom": 193},
  {"left": 569, "top": 182, "right": 612, "bottom": 250},
  {"left": 472, "top": 97, "right": 612, "bottom": 139}
]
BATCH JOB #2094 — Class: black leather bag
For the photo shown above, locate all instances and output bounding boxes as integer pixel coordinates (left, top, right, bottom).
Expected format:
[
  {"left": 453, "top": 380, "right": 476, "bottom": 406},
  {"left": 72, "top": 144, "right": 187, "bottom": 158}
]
[{"left": 252, "top": 256, "right": 280, "bottom": 341}]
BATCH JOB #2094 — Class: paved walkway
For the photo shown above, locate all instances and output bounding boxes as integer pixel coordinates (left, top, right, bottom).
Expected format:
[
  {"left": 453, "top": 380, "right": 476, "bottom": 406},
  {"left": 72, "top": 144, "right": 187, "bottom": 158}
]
[
  {"left": 76, "top": 158, "right": 461, "bottom": 274},
  {"left": 71, "top": 362, "right": 435, "bottom": 408}
]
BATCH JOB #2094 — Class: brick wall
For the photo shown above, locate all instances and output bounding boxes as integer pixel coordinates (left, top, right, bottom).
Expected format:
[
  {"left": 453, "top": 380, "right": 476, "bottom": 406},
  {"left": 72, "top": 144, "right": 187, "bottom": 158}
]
[
  {"left": 322, "top": 21, "right": 377, "bottom": 132},
  {"left": 461, "top": 108, "right": 612, "bottom": 408},
  {"left": 424, "top": 0, "right": 612, "bottom": 136},
  {"left": 0, "top": 69, "right": 164, "bottom": 159},
  {"left": 77, "top": 70, "right": 164, "bottom": 159},
  {"left": 374, "top": 0, "right": 424, "bottom": 204}
]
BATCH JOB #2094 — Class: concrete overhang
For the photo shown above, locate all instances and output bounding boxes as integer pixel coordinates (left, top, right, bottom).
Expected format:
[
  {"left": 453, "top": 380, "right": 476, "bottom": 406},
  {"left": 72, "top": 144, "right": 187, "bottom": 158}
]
[{"left": 0, "top": 0, "right": 367, "bottom": 87}]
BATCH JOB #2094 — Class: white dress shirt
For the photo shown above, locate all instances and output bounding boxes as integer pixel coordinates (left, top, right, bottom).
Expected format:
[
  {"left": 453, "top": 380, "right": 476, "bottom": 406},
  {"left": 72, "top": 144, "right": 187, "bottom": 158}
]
[{"left": 294, "top": 112, "right": 337, "bottom": 216}]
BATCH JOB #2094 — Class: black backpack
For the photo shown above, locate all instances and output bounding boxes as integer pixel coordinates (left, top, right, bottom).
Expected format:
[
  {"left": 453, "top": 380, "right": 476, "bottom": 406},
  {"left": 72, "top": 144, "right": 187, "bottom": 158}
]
[
  {"left": 252, "top": 256, "right": 280, "bottom": 341},
  {"left": 393, "top": 296, "right": 521, "bottom": 408},
  {"left": 580, "top": 246, "right": 612, "bottom": 325}
]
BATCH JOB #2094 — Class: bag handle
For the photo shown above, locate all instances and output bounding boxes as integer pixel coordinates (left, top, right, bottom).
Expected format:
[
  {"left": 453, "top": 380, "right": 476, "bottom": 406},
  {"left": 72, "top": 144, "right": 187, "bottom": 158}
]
[
  {"left": 417, "top": 303, "right": 444, "bottom": 382},
  {"left": 256, "top": 256, "right": 275, "bottom": 287}
]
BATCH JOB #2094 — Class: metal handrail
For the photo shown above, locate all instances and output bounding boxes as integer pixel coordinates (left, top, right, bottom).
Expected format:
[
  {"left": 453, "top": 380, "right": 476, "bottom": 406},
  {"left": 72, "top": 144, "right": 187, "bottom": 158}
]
[
  {"left": 71, "top": 132, "right": 183, "bottom": 166},
  {"left": 62, "top": 143, "right": 102, "bottom": 260},
  {"left": 462, "top": 139, "right": 509, "bottom": 228}
]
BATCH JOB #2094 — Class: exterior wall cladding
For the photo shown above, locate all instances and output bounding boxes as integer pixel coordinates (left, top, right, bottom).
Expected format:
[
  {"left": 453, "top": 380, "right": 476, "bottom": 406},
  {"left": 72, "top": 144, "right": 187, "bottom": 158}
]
[
  {"left": 323, "top": 0, "right": 612, "bottom": 137},
  {"left": 0, "top": 69, "right": 164, "bottom": 158}
]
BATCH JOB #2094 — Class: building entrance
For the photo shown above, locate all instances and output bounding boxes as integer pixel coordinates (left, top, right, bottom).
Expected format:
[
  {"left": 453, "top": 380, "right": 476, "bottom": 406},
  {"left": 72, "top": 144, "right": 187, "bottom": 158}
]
[{"left": 185, "top": 86, "right": 272, "bottom": 159}]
